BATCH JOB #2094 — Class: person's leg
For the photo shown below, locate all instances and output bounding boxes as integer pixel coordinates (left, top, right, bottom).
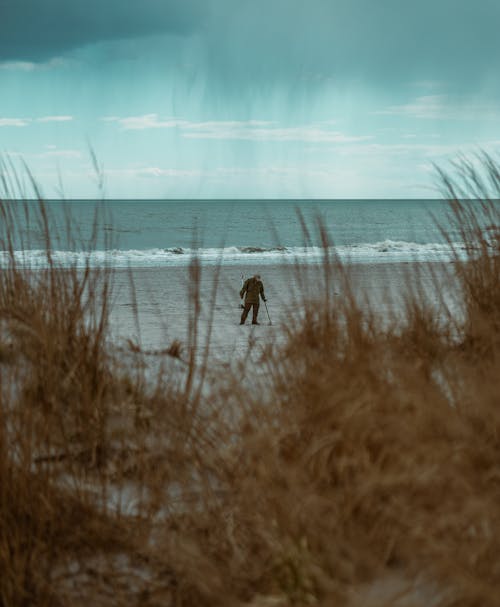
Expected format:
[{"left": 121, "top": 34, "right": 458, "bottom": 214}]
[
  {"left": 252, "top": 303, "right": 260, "bottom": 324},
  {"left": 240, "top": 303, "right": 251, "bottom": 324}
]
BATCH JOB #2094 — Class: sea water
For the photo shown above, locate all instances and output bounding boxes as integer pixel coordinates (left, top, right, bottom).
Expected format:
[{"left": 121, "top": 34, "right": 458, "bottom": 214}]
[{"left": 0, "top": 199, "right": 475, "bottom": 267}]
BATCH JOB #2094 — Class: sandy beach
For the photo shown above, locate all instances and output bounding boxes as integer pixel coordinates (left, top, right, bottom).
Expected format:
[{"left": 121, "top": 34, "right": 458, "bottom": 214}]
[
  {"left": 0, "top": 188, "right": 497, "bottom": 605},
  {"left": 108, "top": 260, "right": 460, "bottom": 360}
]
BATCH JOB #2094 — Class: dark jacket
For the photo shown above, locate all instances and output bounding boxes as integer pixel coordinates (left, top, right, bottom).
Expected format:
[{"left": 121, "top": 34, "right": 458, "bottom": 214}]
[{"left": 240, "top": 277, "right": 265, "bottom": 304}]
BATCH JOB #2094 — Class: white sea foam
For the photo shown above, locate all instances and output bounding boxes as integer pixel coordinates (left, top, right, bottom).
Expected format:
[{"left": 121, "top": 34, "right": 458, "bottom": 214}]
[{"left": 0, "top": 240, "right": 474, "bottom": 269}]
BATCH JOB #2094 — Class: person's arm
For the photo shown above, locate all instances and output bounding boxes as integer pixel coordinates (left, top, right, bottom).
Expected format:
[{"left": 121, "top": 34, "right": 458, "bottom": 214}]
[{"left": 260, "top": 282, "right": 266, "bottom": 301}]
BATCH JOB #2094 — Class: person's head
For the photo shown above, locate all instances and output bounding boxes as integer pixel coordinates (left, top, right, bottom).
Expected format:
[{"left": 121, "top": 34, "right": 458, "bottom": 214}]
[{"left": 254, "top": 274, "right": 261, "bottom": 281}]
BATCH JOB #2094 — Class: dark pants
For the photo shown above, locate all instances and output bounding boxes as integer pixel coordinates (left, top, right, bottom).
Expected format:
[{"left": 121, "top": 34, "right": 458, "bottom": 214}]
[{"left": 241, "top": 302, "right": 260, "bottom": 324}]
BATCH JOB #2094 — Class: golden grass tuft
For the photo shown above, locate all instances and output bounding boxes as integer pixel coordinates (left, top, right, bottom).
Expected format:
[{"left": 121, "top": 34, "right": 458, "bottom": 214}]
[{"left": 0, "top": 156, "right": 499, "bottom": 605}]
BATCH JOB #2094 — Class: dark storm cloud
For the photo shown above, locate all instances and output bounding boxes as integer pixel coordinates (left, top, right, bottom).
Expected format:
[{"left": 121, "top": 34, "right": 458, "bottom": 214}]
[
  {"left": 2, "top": 0, "right": 499, "bottom": 89},
  {"left": 0, "top": 0, "right": 206, "bottom": 61}
]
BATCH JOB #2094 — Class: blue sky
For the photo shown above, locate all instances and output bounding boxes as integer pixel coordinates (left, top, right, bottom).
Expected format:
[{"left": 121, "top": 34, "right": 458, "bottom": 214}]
[{"left": 1, "top": 0, "right": 500, "bottom": 198}]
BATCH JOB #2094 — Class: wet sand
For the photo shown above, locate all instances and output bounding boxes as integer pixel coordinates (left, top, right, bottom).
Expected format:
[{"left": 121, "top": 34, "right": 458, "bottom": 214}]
[{"left": 108, "top": 260, "right": 461, "bottom": 361}]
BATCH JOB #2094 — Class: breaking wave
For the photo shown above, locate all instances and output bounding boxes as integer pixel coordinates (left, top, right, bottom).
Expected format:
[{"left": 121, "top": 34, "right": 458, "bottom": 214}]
[{"left": 0, "top": 240, "right": 477, "bottom": 269}]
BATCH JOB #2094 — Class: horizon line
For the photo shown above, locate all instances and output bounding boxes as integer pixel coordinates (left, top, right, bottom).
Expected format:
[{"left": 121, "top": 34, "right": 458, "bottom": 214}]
[{"left": 4, "top": 197, "right": 447, "bottom": 202}]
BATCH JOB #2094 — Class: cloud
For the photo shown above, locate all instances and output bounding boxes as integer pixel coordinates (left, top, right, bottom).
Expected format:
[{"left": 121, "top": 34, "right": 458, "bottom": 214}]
[
  {"left": 107, "top": 114, "right": 371, "bottom": 143},
  {"left": 105, "top": 167, "right": 206, "bottom": 179},
  {"left": 0, "top": 0, "right": 206, "bottom": 61},
  {"left": 374, "top": 96, "right": 500, "bottom": 120},
  {"left": 376, "top": 96, "right": 448, "bottom": 119},
  {"left": 331, "top": 139, "right": 500, "bottom": 164},
  {"left": 0, "top": 58, "right": 67, "bottom": 71},
  {"left": 105, "top": 114, "right": 183, "bottom": 130},
  {"left": 36, "top": 149, "right": 82, "bottom": 159},
  {"left": 0, "top": 118, "right": 30, "bottom": 127},
  {"left": 0, "top": 61, "right": 41, "bottom": 71},
  {"left": 1, "top": 1, "right": 500, "bottom": 93},
  {"left": 181, "top": 122, "right": 370, "bottom": 143},
  {"left": 36, "top": 116, "right": 74, "bottom": 123},
  {"left": 0, "top": 116, "right": 73, "bottom": 127}
]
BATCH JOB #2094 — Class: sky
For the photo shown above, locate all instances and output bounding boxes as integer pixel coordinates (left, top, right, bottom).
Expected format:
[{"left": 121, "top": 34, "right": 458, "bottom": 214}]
[{"left": 1, "top": 0, "right": 500, "bottom": 199}]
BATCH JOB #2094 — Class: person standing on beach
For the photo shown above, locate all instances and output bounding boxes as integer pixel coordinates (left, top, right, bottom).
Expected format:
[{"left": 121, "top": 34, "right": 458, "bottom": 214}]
[{"left": 240, "top": 274, "right": 266, "bottom": 325}]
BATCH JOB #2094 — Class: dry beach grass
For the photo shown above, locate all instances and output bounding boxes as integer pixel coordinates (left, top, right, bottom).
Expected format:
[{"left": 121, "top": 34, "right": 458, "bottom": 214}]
[{"left": 0, "top": 157, "right": 500, "bottom": 606}]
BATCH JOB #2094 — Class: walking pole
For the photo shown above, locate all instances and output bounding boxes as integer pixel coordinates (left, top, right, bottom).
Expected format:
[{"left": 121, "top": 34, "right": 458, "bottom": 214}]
[
  {"left": 264, "top": 300, "right": 272, "bottom": 326},
  {"left": 240, "top": 274, "right": 245, "bottom": 310}
]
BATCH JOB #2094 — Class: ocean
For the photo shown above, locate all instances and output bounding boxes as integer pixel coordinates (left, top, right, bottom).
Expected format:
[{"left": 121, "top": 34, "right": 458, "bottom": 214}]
[
  {"left": 0, "top": 199, "right": 468, "bottom": 268},
  {"left": 0, "top": 197, "right": 471, "bottom": 356}
]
